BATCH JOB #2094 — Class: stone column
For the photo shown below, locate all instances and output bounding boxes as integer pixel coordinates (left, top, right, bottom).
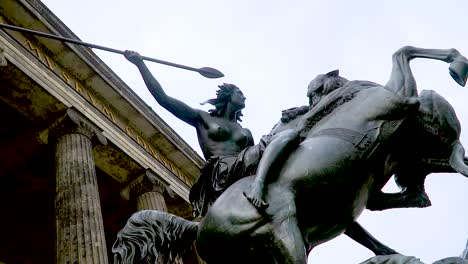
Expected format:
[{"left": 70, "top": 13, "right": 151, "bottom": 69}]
[
  {"left": 121, "top": 170, "right": 188, "bottom": 263},
  {"left": 50, "top": 109, "right": 108, "bottom": 264},
  {"left": 0, "top": 47, "right": 7, "bottom": 66},
  {"left": 121, "top": 169, "right": 168, "bottom": 212}
]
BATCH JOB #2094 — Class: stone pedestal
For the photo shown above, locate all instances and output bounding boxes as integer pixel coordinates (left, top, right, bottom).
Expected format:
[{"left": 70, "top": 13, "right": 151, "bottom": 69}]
[{"left": 51, "top": 109, "right": 108, "bottom": 264}]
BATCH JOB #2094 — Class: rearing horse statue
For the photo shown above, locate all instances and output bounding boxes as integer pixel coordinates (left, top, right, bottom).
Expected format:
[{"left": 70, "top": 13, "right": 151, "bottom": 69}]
[{"left": 113, "top": 46, "right": 468, "bottom": 264}]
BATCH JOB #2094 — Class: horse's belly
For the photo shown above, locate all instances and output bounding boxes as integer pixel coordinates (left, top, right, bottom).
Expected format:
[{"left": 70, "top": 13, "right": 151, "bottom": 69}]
[
  {"left": 199, "top": 177, "right": 264, "bottom": 232},
  {"left": 278, "top": 136, "right": 370, "bottom": 187},
  {"left": 276, "top": 136, "right": 372, "bottom": 225},
  {"left": 197, "top": 176, "right": 273, "bottom": 263}
]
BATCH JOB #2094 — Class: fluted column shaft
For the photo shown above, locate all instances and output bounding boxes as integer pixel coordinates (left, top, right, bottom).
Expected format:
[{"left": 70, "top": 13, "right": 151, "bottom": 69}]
[
  {"left": 53, "top": 109, "right": 108, "bottom": 264},
  {"left": 121, "top": 170, "right": 196, "bottom": 264},
  {"left": 121, "top": 169, "right": 169, "bottom": 212},
  {"left": 136, "top": 191, "right": 167, "bottom": 211}
]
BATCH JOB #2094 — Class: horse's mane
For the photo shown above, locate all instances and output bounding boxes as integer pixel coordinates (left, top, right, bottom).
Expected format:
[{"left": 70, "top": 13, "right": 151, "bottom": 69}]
[
  {"left": 112, "top": 210, "right": 198, "bottom": 263},
  {"left": 282, "top": 86, "right": 461, "bottom": 144},
  {"left": 282, "top": 80, "right": 378, "bottom": 125},
  {"left": 280, "top": 80, "right": 378, "bottom": 138},
  {"left": 280, "top": 105, "right": 310, "bottom": 123}
]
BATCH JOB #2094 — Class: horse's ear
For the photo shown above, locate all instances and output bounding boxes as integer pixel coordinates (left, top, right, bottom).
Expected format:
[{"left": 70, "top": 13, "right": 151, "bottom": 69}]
[{"left": 326, "top": 69, "right": 339, "bottom": 77}]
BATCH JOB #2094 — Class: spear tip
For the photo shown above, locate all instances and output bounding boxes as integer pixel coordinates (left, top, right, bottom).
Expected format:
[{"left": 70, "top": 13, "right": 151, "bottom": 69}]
[{"left": 198, "top": 67, "right": 224, "bottom": 79}]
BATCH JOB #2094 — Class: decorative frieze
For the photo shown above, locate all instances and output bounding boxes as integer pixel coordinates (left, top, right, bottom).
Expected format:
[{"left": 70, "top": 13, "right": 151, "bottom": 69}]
[{"left": 23, "top": 37, "right": 193, "bottom": 185}]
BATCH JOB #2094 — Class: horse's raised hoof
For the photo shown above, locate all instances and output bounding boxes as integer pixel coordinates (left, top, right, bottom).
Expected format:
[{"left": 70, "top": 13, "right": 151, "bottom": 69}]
[{"left": 449, "top": 55, "right": 468, "bottom": 87}]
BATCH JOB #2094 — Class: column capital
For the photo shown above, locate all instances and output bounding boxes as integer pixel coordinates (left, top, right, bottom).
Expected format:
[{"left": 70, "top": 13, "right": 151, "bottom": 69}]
[
  {"left": 121, "top": 169, "right": 171, "bottom": 201},
  {"left": 44, "top": 108, "right": 107, "bottom": 145}
]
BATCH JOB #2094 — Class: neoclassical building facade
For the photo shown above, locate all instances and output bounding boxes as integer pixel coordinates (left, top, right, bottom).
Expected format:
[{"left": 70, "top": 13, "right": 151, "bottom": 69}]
[{"left": 0, "top": 0, "right": 203, "bottom": 263}]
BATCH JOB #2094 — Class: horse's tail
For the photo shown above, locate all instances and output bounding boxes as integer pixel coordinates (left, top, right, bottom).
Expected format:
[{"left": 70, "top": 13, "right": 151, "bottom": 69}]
[{"left": 112, "top": 210, "right": 198, "bottom": 264}]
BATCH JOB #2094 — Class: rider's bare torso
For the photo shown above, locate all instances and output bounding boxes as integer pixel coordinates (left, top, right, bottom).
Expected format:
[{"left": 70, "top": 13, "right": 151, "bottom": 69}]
[{"left": 196, "top": 110, "right": 254, "bottom": 159}]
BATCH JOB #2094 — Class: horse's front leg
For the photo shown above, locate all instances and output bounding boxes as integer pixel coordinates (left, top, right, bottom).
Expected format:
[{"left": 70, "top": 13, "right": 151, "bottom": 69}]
[
  {"left": 264, "top": 187, "right": 307, "bottom": 264},
  {"left": 386, "top": 46, "right": 468, "bottom": 97},
  {"left": 367, "top": 169, "right": 432, "bottom": 211},
  {"left": 270, "top": 214, "right": 307, "bottom": 264},
  {"left": 367, "top": 188, "right": 431, "bottom": 211}
]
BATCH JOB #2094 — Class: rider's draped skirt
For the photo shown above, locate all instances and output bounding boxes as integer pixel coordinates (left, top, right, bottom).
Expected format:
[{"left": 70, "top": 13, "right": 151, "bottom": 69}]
[{"left": 189, "top": 135, "right": 271, "bottom": 218}]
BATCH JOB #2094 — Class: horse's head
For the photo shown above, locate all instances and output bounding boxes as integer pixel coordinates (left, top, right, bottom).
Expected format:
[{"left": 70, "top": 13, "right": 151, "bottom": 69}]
[
  {"left": 307, "top": 69, "right": 349, "bottom": 108},
  {"left": 411, "top": 90, "right": 468, "bottom": 176}
]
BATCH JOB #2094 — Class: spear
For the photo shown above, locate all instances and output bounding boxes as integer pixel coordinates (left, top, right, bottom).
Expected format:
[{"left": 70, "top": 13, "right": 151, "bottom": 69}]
[{"left": 0, "top": 23, "right": 224, "bottom": 79}]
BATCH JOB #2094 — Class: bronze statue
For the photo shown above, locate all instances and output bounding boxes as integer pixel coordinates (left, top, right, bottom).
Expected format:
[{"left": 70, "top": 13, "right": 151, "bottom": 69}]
[
  {"left": 123, "top": 51, "right": 400, "bottom": 256},
  {"left": 115, "top": 47, "right": 468, "bottom": 263},
  {"left": 123, "top": 51, "right": 358, "bottom": 218}
]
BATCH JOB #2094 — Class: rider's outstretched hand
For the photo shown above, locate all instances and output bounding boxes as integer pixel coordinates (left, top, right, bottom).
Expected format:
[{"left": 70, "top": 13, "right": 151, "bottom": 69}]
[{"left": 124, "top": 50, "right": 144, "bottom": 65}]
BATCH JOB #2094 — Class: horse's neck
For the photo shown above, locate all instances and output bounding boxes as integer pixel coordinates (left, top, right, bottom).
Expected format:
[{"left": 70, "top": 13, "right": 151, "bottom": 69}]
[{"left": 297, "top": 85, "right": 366, "bottom": 136}]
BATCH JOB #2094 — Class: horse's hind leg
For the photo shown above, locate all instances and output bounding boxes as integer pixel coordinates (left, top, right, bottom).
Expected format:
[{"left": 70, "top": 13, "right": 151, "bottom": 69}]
[
  {"left": 385, "top": 46, "right": 464, "bottom": 97},
  {"left": 344, "top": 222, "right": 399, "bottom": 255}
]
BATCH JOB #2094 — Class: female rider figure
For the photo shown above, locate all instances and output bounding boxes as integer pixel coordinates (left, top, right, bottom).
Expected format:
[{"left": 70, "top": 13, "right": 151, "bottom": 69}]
[{"left": 124, "top": 50, "right": 292, "bottom": 216}]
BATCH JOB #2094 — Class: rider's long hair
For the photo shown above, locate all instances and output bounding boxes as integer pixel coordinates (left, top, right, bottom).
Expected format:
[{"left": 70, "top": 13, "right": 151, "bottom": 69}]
[
  {"left": 112, "top": 210, "right": 198, "bottom": 263},
  {"left": 201, "top": 83, "right": 244, "bottom": 122}
]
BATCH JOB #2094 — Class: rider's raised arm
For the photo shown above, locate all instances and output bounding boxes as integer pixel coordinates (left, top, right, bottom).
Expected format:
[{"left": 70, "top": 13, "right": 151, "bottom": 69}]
[{"left": 125, "top": 50, "right": 201, "bottom": 126}]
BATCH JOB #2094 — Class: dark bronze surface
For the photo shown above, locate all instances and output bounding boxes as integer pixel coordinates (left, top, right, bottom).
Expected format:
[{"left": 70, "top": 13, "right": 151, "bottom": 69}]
[{"left": 115, "top": 46, "right": 468, "bottom": 263}]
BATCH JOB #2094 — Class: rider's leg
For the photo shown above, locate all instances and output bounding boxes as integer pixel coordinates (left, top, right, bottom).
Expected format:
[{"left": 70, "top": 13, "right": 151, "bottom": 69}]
[
  {"left": 386, "top": 46, "right": 464, "bottom": 97},
  {"left": 244, "top": 129, "right": 301, "bottom": 208}
]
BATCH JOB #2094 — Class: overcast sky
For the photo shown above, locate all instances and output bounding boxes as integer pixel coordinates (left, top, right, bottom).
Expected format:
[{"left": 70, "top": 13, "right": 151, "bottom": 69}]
[{"left": 40, "top": 0, "right": 468, "bottom": 263}]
